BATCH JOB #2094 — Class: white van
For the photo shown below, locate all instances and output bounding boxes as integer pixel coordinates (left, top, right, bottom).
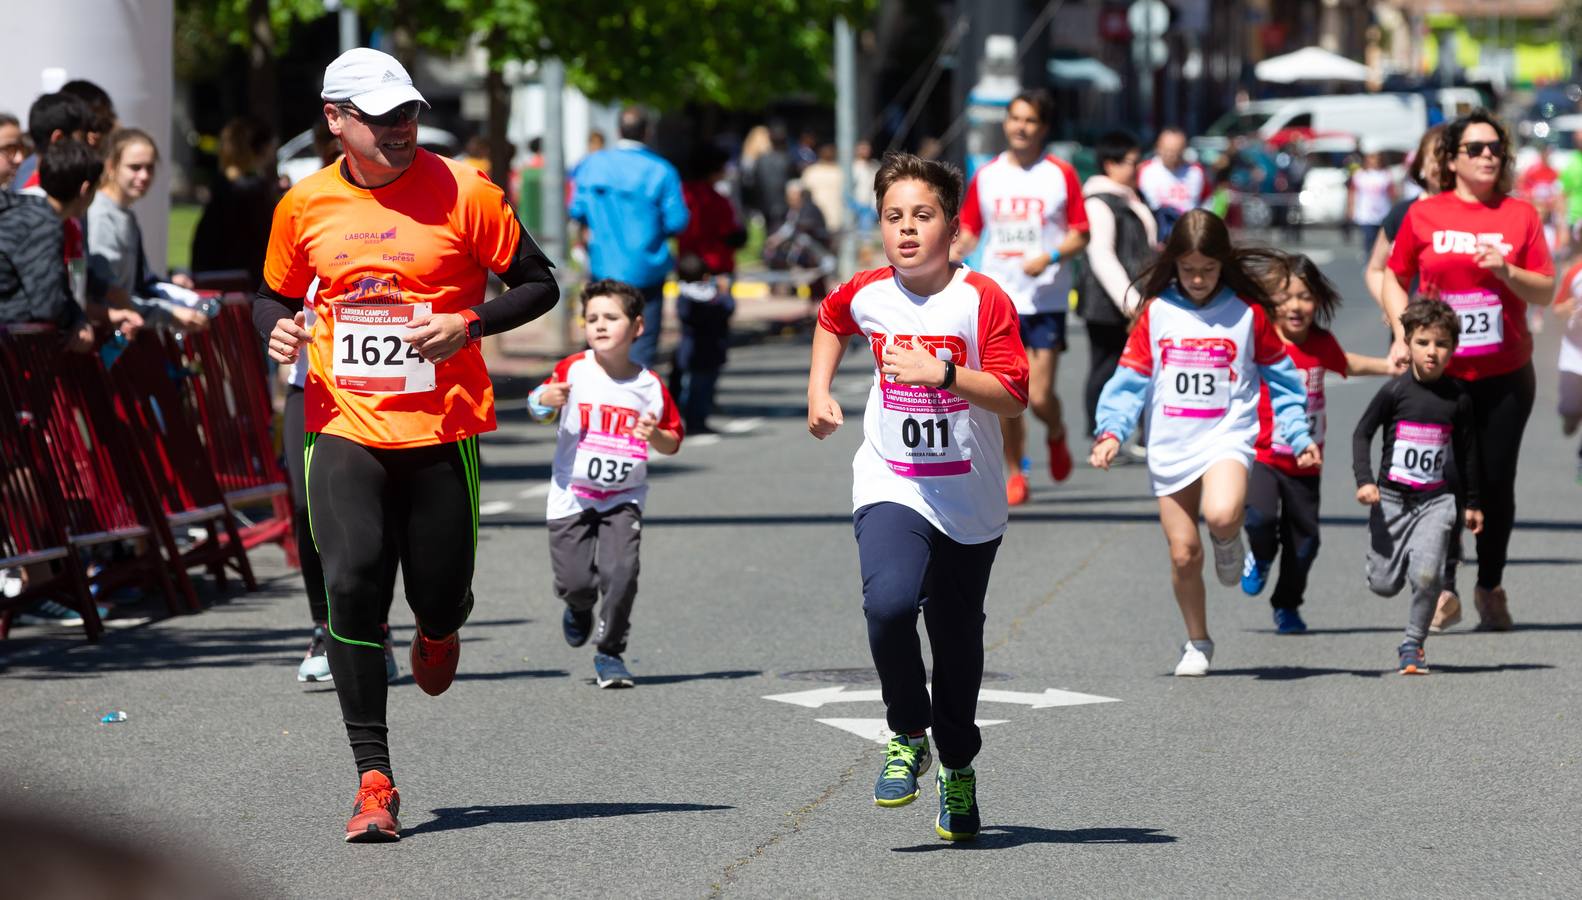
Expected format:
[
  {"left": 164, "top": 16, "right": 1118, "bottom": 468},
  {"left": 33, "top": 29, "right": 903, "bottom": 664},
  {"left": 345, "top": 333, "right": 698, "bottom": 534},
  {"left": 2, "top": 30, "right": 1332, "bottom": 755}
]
[{"left": 1194, "top": 93, "right": 1427, "bottom": 161}]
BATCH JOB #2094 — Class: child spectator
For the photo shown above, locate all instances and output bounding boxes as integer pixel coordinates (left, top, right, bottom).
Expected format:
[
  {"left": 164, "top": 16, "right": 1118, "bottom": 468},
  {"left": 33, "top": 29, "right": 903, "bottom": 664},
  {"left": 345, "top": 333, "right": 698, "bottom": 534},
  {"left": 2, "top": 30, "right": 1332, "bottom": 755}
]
[
  {"left": 1241, "top": 253, "right": 1393, "bottom": 633},
  {"left": 528, "top": 280, "right": 684, "bottom": 688},
  {"left": 86, "top": 128, "right": 207, "bottom": 333},
  {"left": 1353, "top": 299, "right": 1484, "bottom": 674},
  {"left": 0, "top": 137, "right": 98, "bottom": 345},
  {"left": 673, "top": 253, "right": 734, "bottom": 433}
]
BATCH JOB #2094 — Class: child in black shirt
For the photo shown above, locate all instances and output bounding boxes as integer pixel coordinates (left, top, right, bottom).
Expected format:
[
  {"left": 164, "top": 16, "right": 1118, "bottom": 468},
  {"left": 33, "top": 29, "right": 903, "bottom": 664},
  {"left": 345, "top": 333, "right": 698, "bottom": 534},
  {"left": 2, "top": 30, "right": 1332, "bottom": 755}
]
[{"left": 1353, "top": 299, "right": 1484, "bottom": 674}]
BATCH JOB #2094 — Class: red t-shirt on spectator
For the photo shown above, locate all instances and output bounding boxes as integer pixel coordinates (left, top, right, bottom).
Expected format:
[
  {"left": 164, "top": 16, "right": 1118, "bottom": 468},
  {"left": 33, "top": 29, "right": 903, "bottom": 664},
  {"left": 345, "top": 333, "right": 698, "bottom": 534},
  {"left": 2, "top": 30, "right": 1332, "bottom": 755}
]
[
  {"left": 1387, "top": 191, "right": 1553, "bottom": 380},
  {"left": 1254, "top": 328, "right": 1348, "bottom": 476},
  {"left": 678, "top": 179, "right": 740, "bottom": 275}
]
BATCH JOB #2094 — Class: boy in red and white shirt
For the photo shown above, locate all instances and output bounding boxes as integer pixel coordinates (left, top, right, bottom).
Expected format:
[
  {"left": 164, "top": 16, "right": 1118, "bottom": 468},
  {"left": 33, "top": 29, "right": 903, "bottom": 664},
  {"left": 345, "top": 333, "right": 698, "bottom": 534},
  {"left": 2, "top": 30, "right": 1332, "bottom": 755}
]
[
  {"left": 808, "top": 152, "right": 1028, "bottom": 842},
  {"left": 529, "top": 280, "right": 683, "bottom": 688},
  {"left": 957, "top": 89, "right": 1089, "bottom": 502}
]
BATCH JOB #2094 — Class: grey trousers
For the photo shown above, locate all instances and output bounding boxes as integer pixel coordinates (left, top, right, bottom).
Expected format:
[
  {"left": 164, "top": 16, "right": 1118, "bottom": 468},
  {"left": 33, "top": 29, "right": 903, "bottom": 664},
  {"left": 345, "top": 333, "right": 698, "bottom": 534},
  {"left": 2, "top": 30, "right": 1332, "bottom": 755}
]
[
  {"left": 547, "top": 502, "right": 642, "bottom": 656},
  {"left": 1365, "top": 490, "right": 1457, "bottom": 644}
]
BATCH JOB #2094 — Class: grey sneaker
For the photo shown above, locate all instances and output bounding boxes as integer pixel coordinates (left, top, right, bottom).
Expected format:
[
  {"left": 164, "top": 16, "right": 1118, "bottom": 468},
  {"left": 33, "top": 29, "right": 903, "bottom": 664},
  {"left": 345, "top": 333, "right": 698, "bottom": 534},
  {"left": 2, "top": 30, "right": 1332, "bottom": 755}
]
[
  {"left": 1211, "top": 533, "right": 1244, "bottom": 587},
  {"left": 593, "top": 652, "right": 634, "bottom": 689},
  {"left": 298, "top": 625, "right": 331, "bottom": 683}
]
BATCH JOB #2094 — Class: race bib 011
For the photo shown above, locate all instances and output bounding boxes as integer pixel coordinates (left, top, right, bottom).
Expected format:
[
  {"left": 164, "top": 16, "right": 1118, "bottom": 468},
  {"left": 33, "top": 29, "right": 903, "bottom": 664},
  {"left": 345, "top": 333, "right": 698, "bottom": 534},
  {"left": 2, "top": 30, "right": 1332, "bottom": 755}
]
[
  {"left": 878, "top": 382, "right": 971, "bottom": 477},
  {"left": 332, "top": 302, "right": 437, "bottom": 394}
]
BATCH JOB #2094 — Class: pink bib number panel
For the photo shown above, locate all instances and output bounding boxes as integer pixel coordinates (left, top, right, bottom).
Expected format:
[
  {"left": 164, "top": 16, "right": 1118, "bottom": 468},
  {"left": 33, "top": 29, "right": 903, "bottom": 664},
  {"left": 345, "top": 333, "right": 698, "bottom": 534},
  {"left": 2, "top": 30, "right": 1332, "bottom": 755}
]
[
  {"left": 1160, "top": 345, "right": 1230, "bottom": 419},
  {"left": 1388, "top": 421, "right": 1449, "bottom": 489},
  {"left": 332, "top": 302, "right": 436, "bottom": 394},
  {"left": 1442, "top": 290, "right": 1503, "bottom": 357},
  {"left": 571, "top": 431, "right": 649, "bottom": 499},
  {"left": 879, "top": 382, "right": 970, "bottom": 477}
]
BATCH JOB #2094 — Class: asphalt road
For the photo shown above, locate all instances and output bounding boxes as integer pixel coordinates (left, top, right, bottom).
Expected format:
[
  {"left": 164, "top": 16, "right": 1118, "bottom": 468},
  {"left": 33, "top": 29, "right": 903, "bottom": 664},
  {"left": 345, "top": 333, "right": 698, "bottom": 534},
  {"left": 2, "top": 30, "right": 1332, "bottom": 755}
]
[{"left": 3, "top": 231, "right": 1579, "bottom": 898}]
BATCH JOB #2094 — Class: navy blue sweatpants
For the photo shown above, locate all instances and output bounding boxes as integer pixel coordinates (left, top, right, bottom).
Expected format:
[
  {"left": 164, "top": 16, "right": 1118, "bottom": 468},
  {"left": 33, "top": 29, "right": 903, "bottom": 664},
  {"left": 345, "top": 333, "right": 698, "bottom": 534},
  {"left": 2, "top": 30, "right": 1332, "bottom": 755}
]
[{"left": 854, "top": 502, "right": 1000, "bottom": 770}]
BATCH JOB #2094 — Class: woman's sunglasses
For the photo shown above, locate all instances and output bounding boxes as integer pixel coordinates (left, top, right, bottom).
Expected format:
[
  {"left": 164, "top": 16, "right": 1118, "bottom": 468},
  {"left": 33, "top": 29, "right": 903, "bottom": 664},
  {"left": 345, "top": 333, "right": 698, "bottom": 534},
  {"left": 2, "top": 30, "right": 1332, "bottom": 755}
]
[
  {"left": 1458, "top": 140, "right": 1503, "bottom": 159},
  {"left": 338, "top": 100, "right": 422, "bottom": 128}
]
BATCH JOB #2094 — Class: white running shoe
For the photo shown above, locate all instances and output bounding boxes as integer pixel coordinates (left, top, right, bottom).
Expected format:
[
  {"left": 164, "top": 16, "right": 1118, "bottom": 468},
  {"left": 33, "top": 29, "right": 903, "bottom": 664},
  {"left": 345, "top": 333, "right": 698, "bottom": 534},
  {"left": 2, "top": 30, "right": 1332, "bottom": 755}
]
[
  {"left": 1174, "top": 640, "right": 1213, "bottom": 677},
  {"left": 1211, "top": 534, "right": 1244, "bottom": 587}
]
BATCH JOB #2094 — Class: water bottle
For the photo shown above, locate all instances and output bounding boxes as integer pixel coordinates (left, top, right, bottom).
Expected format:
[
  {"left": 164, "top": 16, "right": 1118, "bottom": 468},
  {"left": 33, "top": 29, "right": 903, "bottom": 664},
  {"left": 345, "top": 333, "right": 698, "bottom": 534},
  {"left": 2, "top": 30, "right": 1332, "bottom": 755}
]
[{"left": 99, "top": 330, "right": 129, "bottom": 369}]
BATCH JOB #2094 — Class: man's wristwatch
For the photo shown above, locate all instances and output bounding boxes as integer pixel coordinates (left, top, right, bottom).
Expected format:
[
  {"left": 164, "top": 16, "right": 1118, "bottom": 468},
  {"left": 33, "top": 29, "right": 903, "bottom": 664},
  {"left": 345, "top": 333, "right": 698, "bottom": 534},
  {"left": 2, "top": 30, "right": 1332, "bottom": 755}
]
[{"left": 459, "top": 308, "right": 484, "bottom": 344}]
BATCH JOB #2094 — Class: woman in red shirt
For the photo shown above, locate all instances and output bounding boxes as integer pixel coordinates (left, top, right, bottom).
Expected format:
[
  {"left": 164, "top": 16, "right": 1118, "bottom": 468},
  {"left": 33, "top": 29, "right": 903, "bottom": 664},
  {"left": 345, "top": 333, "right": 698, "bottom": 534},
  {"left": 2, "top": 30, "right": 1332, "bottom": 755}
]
[{"left": 1383, "top": 110, "right": 1555, "bottom": 631}]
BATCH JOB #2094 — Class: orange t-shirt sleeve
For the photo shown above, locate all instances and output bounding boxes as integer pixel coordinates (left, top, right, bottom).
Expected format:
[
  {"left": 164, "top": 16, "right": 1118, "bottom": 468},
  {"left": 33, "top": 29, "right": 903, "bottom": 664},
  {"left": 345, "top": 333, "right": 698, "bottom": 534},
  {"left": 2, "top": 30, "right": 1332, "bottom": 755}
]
[
  {"left": 459, "top": 168, "right": 524, "bottom": 274},
  {"left": 262, "top": 190, "right": 313, "bottom": 298}
]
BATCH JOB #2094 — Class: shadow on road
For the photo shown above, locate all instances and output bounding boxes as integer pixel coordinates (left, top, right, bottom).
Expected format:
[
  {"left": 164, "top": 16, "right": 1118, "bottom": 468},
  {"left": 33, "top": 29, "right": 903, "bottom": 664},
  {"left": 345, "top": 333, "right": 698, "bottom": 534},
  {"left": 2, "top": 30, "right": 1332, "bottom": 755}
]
[
  {"left": 1205, "top": 662, "right": 1555, "bottom": 681},
  {"left": 404, "top": 802, "right": 733, "bottom": 836},
  {"left": 633, "top": 669, "right": 762, "bottom": 686},
  {"left": 388, "top": 669, "right": 570, "bottom": 689},
  {"left": 892, "top": 825, "right": 1178, "bottom": 852}
]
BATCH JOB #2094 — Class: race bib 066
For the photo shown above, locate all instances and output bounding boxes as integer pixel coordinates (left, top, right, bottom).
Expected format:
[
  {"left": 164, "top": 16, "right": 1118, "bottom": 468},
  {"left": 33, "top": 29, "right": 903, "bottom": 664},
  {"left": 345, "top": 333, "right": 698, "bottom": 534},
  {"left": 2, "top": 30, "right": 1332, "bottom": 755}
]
[{"left": 1387, "top": 421, "right": 1449, "bottom": 489}]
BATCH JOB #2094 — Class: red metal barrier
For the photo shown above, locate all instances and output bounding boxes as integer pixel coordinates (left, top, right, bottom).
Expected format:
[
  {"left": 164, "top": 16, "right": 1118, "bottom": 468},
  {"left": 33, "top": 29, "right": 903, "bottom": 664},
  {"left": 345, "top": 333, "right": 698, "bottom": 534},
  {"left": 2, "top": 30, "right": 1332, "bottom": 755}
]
[
  {"left": 111, "top": 331, "right": 258, "bottom": 594},
  {"left": 0, "top": 343, "right": 99, "bottom": 640},
  {"left": 170, "top": 296, "right": 293, "bottom": 558},
  {"left": 0, "top": 325, "right": 189, "bottom": 620}
]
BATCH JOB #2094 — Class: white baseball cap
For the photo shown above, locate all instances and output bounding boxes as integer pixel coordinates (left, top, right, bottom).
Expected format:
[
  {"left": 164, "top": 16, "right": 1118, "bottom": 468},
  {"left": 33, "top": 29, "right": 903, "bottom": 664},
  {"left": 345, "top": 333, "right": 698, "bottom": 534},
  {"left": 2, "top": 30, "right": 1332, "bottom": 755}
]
[{"left": 321, "top": 48, "right": 428, "bottom": 115}]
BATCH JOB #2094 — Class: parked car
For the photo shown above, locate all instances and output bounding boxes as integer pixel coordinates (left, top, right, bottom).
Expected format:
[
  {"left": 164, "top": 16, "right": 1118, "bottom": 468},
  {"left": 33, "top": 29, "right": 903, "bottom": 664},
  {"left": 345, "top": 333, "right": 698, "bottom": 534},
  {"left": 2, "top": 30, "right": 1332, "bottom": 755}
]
[
  {"left": 1194, "top": 93, "right": 1426, "bottom": 165},
  {"left": 275, "top": 124, "right": 462, "bottom": 186}
]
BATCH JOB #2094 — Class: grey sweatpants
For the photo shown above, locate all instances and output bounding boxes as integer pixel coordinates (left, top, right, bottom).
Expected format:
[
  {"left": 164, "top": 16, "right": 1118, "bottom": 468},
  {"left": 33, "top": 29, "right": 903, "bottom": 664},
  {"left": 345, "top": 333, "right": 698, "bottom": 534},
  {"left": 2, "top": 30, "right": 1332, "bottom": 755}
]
[
  {"left": 547, "top": 502, "right": 642, "bottom": 656},
  {"left": 1365, "top": 490, "right": 1457, "bottom": 644}
]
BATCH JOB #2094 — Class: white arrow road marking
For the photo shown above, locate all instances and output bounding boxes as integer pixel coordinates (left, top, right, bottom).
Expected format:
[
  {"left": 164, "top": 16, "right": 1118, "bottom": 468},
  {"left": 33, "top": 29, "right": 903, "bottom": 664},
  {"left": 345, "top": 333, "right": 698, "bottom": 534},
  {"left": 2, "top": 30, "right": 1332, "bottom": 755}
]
[
  {"left": 817, "top": 718, "right": 1009, "bottom": 745},
  {"left": 687, "top": 434, "right": 722, "bottom": 448},
  {"left": 478, "top": 501, "right": 513, "bottom": 516},
  {"left": 764, "top": 685, "right": 1119, "bottom": 709},
  {"left": 517, "top": 483, "right": 551, "bottom": 500}
]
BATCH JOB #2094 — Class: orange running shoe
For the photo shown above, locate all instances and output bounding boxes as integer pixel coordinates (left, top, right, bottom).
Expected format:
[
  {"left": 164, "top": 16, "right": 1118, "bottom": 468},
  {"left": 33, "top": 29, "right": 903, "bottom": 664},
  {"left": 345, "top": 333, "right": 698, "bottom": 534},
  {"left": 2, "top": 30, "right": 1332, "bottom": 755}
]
[
  {"left": 410, "top": 626, "right": 460, "bottom": 696},
  {"left": 1047, "top": 436, "right": 1073, "bottom": 482},
  {"left": 345, "top": 770, "right": 401, "bottom": 842},
  {"left": 1006, "top": 472, "right": 1029, "bottom": 506}
]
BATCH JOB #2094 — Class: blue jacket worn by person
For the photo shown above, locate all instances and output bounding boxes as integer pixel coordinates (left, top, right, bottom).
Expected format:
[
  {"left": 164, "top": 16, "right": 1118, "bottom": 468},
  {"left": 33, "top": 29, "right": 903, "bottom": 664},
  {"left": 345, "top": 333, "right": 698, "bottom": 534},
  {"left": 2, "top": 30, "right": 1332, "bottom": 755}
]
[{"left": 568, "top": 140, "right": 690, "bottom": 290}]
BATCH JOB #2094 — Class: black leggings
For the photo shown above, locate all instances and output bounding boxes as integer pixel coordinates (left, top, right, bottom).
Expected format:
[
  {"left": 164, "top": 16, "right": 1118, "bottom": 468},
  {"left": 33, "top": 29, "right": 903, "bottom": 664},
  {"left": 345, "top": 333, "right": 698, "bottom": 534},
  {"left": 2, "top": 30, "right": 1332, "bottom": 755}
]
[
  {"left": 1083, "top": 321, "right": 1129, "bottom": 437},
  {"left": 1446, "top": 363, "right": 1535, "bottom": 591},
  {"left": 305, "top": 432, "right": 481, "bottom": 777},
  {"left": 1243, "top": 462, "right": 1322, "bottom": 610}
]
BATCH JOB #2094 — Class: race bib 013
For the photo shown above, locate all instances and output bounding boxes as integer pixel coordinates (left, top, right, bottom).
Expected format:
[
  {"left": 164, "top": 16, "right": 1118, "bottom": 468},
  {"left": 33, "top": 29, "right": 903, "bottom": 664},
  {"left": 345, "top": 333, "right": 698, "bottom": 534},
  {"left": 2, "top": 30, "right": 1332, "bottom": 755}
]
[
  {"left": 332, "top": 302, "right": 436, "bottom": 394},
  {"left": 1160, "top": 345, "right": 1230, "bottom": 419}
]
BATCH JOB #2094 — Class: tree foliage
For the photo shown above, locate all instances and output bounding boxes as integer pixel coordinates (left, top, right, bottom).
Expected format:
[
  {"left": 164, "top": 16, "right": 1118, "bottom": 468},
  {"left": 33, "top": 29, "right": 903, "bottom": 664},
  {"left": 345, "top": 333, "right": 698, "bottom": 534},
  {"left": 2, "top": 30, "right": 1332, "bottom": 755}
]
[
  {"left": 344, "top": 0, "right": 874, "bottom": 110},
  {"left": 173, "top": 0, "right": 326, "bottom": 80}
]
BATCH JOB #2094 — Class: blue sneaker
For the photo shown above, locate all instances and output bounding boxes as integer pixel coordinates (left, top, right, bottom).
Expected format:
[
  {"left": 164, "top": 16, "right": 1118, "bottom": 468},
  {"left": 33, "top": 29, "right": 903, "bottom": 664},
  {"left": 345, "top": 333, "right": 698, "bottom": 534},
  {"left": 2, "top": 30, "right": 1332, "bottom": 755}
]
[
  {"left": 874, "top": 734, "right": 931, "bottom": 807},
  {"left": 1241, "top": 552, "right": 1271, "bottom": 596},
  {"left": 935, "top": 768, "right": 980, "bottom": 841},
  {"left": 593, "top": 652, "right": 634, "bottom": 688},
  {"left": 1273, "top": 607, "right": 1307, "bottom": 634},
  {"left": 1398, "top": 641, "right": 1429, "bottom": 675},
  {"left": 562, "top": 606, "right": 593, "bottom": 647}
]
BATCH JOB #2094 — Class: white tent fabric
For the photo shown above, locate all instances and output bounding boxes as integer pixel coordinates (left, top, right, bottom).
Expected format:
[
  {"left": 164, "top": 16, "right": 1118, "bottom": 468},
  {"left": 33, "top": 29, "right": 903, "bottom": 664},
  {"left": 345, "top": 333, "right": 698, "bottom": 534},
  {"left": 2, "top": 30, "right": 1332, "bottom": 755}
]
[
  {"left": 1, "top": 0, "right": 175, "bottom": 272},
  {"left": 1254, "top": 47, "right": 1371, "bottom": 85}
]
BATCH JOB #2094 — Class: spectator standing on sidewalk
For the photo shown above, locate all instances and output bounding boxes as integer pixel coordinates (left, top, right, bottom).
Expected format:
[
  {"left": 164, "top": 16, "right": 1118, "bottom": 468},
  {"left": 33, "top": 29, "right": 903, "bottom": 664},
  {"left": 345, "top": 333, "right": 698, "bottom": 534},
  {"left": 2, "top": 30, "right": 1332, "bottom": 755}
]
[
  {"left": 0, "top": 138, "right": 98, "bottom": 346},
  {"left": 801, "top": 143, "right": 846, "bottom": 232},
  {"left": 0, "top": 114, "right": 26, "bottom": 188},
  {"left": 191, "top": 117, "right": 280, "bottom": 292},
  {"left": 568, "top": 106, "right": 689, "bottom": 368},
  {"left": 1076, "top": 130, "right": 1156, "bottom": 438},
  {"left": 675, "top": 144, "right": 745, "bottom": 433},
  {"left": 11, "top": 92, "right": 91, "bottom": 190},
  {"left": 1138, "top": 126, "right": 1209, "bottom": 241}
]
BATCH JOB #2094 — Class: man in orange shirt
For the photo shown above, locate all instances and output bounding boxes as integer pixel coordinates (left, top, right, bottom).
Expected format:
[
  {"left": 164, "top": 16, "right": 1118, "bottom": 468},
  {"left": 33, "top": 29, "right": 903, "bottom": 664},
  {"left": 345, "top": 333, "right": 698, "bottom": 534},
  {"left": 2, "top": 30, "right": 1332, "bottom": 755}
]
[{"left": 253, "top": 48, "right": 557, "bottom": 843}]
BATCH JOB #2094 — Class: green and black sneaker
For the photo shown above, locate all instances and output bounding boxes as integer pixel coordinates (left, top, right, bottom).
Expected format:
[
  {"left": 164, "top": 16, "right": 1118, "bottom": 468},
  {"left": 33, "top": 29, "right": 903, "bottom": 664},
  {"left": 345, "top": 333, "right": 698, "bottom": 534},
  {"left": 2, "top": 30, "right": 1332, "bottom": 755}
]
[
  {"left": 935, "top": 768, "right": 980, "bottom": 841},
  {"left": 873, "top": 734, "right": 931, "bottom": 807}
]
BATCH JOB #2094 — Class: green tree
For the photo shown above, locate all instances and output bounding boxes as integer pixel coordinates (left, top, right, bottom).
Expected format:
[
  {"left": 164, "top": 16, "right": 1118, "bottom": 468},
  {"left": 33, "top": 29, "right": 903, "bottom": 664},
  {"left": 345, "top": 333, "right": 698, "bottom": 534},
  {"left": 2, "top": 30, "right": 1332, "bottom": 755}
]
[{"left": 175, "top": 0, "right": 326, "bottom": 129}]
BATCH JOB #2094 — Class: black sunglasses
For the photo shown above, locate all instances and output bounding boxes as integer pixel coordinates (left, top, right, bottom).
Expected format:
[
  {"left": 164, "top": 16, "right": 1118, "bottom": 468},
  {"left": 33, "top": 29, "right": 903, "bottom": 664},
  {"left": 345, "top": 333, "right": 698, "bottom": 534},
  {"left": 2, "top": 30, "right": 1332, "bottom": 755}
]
[
  {"left": 1458, "top": 140, "right": 1503, "bottom": 159},
  {"left": 339, "top": 100, "right": 422, "bottom": 128}
]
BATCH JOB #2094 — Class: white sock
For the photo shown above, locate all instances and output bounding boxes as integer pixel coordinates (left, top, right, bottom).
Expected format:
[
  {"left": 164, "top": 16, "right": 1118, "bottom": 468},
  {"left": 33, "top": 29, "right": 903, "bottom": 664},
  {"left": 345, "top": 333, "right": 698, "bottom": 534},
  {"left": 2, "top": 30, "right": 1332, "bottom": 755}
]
[{"left": 941, "top": 765, "right": 973, "bottom": 778}]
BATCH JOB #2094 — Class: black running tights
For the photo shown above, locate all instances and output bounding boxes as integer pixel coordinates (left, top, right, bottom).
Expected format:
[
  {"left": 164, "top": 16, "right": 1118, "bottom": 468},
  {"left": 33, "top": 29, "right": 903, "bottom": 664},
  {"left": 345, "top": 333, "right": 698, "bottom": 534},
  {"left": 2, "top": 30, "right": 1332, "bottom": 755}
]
[
  {"left": 1446, "top": 363, "right": 1535, "bottom": 591},
  {"left": 305, "top": 432, "right": 481, "bottom": 777}
]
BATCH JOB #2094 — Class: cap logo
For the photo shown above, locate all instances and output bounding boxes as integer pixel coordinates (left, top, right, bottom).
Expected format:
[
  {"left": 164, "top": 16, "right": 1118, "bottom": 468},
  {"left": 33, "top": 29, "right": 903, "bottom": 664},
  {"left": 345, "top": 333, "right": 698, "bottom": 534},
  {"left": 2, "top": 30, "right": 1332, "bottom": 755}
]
[{"left": 382, "top": 70, "right": 403, "bottom": 83}]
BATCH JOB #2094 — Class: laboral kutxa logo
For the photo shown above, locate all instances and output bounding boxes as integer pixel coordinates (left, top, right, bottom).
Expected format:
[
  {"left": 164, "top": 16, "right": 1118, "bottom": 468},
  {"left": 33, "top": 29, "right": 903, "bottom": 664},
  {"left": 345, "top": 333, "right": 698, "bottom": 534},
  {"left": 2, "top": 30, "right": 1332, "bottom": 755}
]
[{"left": 344, "top": 226, "right": 398, "bottom": 244}]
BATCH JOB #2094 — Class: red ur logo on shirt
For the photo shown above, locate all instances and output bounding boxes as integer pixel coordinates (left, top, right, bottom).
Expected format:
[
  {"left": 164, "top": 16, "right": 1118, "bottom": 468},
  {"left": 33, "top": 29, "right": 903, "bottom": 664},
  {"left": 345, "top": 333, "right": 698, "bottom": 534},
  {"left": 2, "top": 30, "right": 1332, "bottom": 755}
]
[
  {"left": 1431, "top": 230, "right": 1512, "bottom": 256},
  {"left": 1159, "top": 336, "right": 1240, "bottom": 381},
  {"left": 867, "top": 332, "right": 970, "bottom": 365},
  {"left": 577, "top": 403, "right": 642, "bottom": 436},
  {"left": 991, "top": 197, "right": 1048, "bottom": 222}
]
